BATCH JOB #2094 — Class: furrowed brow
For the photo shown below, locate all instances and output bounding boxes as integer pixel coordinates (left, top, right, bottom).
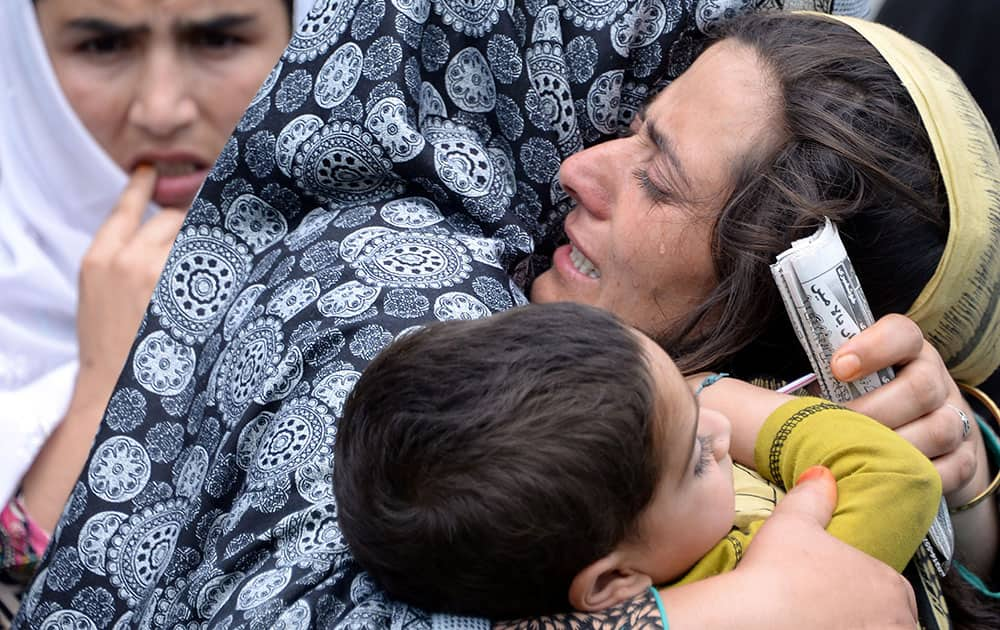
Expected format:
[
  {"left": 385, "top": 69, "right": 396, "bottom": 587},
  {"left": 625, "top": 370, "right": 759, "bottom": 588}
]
[
  {"left": 175, "top": 14, "right": 257, "bottom": 35},
  {"left": 66, "top": 18, "right": 148, "bottom": 39},
  {"left": 644, "top": 121, "right": 693, "bottom": 193}
]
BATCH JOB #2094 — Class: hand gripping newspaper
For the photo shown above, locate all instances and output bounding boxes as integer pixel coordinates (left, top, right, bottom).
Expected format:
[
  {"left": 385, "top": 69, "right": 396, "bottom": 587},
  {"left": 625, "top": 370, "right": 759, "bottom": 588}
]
[{"left": 770, "top": 218, "right": 954, "bottom": 578}]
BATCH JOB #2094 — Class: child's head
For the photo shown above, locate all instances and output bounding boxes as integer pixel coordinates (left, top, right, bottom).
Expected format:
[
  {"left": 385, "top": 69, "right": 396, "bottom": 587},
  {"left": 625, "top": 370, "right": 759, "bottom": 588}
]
[{"left": 334, "top": 302, "right": 735, "bottom": 618}]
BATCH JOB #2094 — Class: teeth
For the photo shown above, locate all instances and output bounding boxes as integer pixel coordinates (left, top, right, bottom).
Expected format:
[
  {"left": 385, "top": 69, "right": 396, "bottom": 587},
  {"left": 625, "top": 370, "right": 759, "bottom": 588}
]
[
  {"left": 569, "top": 244, "right": 601, "bottom": 279},
  {"left": 154, "top": 162, "right": 198, "bottom": 177}
]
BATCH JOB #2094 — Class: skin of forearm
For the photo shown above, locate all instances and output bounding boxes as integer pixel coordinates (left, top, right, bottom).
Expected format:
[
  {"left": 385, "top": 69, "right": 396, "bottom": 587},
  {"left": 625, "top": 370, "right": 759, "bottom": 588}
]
[
  {"left": 696, "top": 379, "right": 794, "bottom": 467},
  {"left": 659, "top": 572, "right": 751, "bottom": 629},
  {"left": 488, "top": 540, "right": 825, "bottom": 630},
  {"left": 20, "top": 374, "right": 112, "bottom": 532}
]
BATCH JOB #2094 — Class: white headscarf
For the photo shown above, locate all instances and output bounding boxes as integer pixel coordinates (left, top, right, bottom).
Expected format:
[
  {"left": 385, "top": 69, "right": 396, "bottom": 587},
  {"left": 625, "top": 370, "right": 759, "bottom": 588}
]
[
  {"left": 293, "top": 0, "right": 315, "bottom": 28},
  {"left": 0, "top": 0, "right": 311, "bottom": 505}
]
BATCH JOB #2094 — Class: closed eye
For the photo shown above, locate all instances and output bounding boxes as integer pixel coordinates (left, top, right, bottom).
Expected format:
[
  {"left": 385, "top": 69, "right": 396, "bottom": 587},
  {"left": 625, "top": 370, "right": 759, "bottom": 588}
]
[
  {"left": 693, "top": 435, "right": 714, "bottom": 477},
  {"left": 76, "top": 33, "right": 134, "bottom": 56},
  {"left": 185, "top": 28, "right": 246, "bottom": 51},
  {"left": 632, "top": 167, "right": 674, "bottom": 203}
]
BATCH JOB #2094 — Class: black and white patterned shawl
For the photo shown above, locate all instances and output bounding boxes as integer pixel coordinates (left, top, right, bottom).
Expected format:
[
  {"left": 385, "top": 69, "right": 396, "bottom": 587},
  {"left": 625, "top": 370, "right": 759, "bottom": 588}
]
[{"left": 14, "top": 1, "right": 863, "bottom": 628}]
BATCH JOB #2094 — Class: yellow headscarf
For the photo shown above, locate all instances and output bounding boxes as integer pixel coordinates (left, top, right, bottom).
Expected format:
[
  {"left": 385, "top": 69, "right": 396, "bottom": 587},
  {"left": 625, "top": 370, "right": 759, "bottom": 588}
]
[{"left": 813, "top": 14, "right": 1000, "bottom": 386}]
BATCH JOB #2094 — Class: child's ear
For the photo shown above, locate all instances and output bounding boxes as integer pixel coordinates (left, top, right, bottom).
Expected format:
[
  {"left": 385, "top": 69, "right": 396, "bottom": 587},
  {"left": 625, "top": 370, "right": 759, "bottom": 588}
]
[{"left": 568, "top": 552, "right": 652, "bottom": 612}]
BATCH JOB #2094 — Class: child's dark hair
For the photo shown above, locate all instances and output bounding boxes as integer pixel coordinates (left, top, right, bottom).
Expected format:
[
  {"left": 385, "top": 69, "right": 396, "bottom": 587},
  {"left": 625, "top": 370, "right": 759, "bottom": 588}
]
[{"left": 334, "top": 302, "right": 662, "bottom": 618}]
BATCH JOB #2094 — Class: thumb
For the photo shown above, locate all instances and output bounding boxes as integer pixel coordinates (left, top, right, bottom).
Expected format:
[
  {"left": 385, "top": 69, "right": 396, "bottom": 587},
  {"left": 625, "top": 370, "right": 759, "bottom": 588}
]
[{"left": 771, "top": 465, "right": 838, "bottom": 528}]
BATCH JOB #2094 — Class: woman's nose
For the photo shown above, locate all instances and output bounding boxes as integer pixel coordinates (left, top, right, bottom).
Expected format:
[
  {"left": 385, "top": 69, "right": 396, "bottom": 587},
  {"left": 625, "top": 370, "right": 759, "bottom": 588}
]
[
  {"left": 128, "top": 50, "right": 198, "bottom": 138},
  {"left": 556, "top": 139, "right": 623, "bottom": 221}
]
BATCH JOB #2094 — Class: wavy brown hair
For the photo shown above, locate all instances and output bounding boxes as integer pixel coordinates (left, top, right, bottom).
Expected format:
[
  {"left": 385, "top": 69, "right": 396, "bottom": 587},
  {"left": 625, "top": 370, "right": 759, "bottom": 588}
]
[
  {"left": 661, "top": 12, "right": 999, "bottom": 628},
  {"left": 662, "top": 12, "right": 947, "bottom": 381}
]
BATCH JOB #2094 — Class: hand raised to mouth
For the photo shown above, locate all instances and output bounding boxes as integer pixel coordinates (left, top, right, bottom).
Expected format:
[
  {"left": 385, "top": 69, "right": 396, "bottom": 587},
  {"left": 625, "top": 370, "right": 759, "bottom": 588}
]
[
  {"left": 76, "top": 165, "right": 188, "bottom": 386},
  {"left": 19, "top": 165, "right": 189, "bottom": 533}
]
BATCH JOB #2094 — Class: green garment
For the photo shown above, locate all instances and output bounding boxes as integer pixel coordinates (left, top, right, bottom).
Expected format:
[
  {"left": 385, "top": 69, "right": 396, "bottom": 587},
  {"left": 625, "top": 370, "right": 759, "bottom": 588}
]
[{"left": 674, "top": 397, "right": 942, "bottom": 585}]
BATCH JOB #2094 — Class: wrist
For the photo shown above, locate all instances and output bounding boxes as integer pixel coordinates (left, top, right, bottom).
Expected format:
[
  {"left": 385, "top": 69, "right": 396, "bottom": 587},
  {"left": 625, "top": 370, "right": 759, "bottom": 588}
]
[
  {"left": 947, "top": 384, "right": 1000, "bottom": 577},
  {"left": 659, "top": 572, "right": 745, "bottom": 630},
  {"left": 695, "top": 372, "right": 730, "bottom": 395},
  {"left": 948, "top": 412, "right": 1000, "bottom": 514},
  {"left": 66, "top": 369, "right": 117, "bottom": 422},
  {"left": 698, "top": 378, "right": 794, "bottom": 465}
]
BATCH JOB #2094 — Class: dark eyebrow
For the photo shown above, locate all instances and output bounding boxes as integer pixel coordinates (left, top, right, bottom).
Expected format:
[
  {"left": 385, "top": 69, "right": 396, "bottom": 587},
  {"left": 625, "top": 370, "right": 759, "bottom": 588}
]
[
  {"left": 644, "top": 121, "right": 693, "bottom": 192},
  {"left": 65, "top": 18, "right": 148, "bottom": 38},
  {"left": 175, "top": 14, "right": 258, "bottom": 34},
  {"left": 65, "top": 14, "right": 257, "bottom": 40},
  {"left": 634, "top": 102, "right": 693, "bottom": 193}
]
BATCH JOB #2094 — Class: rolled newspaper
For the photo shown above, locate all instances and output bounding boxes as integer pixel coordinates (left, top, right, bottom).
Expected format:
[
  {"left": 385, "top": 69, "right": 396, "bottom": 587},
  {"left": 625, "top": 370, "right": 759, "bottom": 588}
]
[
  {"left": 771, "top": 218, "right": 953, "bottom": 574},
  {"left": 770, "top": 218, "right": 893, "bottom": 401}
]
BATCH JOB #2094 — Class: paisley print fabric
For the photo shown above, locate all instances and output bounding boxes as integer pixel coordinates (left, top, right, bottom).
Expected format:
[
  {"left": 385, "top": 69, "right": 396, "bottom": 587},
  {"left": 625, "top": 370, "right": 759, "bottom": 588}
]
[{"left": 15, "top": 1, "right": 863, "bottom": 628}]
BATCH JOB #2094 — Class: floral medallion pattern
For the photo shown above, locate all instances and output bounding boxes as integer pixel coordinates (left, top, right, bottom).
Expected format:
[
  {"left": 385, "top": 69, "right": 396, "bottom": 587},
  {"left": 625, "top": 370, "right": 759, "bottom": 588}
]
[{"left": 17, "top": 1, "right": 856, "bottom": 628}]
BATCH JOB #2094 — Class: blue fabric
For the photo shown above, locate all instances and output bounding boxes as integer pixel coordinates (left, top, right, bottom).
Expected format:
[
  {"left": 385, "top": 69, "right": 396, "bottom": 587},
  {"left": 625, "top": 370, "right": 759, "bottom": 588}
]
[
  {"left": 956, "top": 561, "right": 1000, "bottom": 600},
  {"left": 696, "top": 372, "right": 730, "bottom": 395},
  {"left": 648, "top": 586, "right": 670, "bottom": 629},
  {"left": 954, "top": 416, "right": 1000, "bottom": 598},
  {"left": 15, "top": 1, "right": 850, "bottom": 628}
]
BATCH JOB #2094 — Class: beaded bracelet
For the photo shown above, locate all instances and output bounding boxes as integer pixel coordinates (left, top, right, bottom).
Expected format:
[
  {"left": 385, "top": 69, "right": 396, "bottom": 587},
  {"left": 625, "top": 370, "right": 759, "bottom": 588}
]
[
  {"left": 695, "top": 372, "right": 730, "bottom": 396},
  {"left": 949, "top": 383, "right": 1000, "bottom": 514}
]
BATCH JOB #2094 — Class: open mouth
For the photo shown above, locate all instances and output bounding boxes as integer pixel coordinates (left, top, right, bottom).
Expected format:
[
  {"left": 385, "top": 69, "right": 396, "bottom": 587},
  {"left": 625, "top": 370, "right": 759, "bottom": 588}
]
[
  {"left": 152, "top": 161, "right": 204, "bottom": 177},
  {"left": 569, "top": 243, "right": 601, "bottom": 279}
]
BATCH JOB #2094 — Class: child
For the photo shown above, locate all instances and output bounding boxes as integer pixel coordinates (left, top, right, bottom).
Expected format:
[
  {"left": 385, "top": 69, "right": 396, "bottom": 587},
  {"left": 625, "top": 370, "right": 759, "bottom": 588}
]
[{"left": 333, "top": 302, "right": 942, "bottom": 619}]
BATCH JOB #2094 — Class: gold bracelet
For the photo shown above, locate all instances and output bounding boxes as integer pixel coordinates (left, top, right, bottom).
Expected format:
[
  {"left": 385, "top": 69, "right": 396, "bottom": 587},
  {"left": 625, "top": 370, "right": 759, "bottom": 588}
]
[{"left": 950, "top": 383, "right": 1000, "bottom": 514}]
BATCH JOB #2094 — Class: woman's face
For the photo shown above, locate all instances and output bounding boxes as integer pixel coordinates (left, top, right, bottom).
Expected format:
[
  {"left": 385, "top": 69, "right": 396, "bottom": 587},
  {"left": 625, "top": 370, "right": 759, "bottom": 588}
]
[
  {"left": 35, "top": 0, "right": 291, "bottom": 208},
  {"left": 531, "top": 40, "right": 779, "bottom": 336}
]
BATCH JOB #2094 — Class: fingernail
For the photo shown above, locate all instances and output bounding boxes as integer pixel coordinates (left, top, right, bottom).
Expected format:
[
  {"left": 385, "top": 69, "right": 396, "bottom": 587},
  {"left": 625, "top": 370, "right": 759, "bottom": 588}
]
[
  {"left": 134, "top": 164, "right": 155, "bottom": 175},
  {"left": 796, "top": 465, "right": 837, "bottom": 503},
  {"left": 796, "top": 465, "right": 833, "bottom": 486},
  {"left": 833, "top": 353, "right": 861, "bottom": 381}
]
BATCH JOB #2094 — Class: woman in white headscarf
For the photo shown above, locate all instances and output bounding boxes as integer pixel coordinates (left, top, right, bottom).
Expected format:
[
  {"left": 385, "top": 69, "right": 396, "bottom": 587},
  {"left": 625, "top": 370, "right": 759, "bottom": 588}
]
[{"left": 0, "top": 0, "right": 310, "bottom": 568}]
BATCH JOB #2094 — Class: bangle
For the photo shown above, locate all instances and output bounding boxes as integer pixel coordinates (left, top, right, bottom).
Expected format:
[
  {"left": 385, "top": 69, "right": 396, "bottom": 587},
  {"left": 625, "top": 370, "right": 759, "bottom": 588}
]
[
  {"left": 648, "top": 586, "right": 670, "bottom": 630},
  {"left": 695, "top": 372, "right": 729, "bottom": 396},
  {"left": 950, "top": 384, "right": 1000, "bottom": 513}
]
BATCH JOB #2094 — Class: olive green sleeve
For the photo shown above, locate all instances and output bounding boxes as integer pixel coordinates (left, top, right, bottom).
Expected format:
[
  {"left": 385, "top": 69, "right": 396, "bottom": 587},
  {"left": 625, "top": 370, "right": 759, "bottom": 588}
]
[{"left": 753, "top": 397, "right": 942, "bottom": 572}]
